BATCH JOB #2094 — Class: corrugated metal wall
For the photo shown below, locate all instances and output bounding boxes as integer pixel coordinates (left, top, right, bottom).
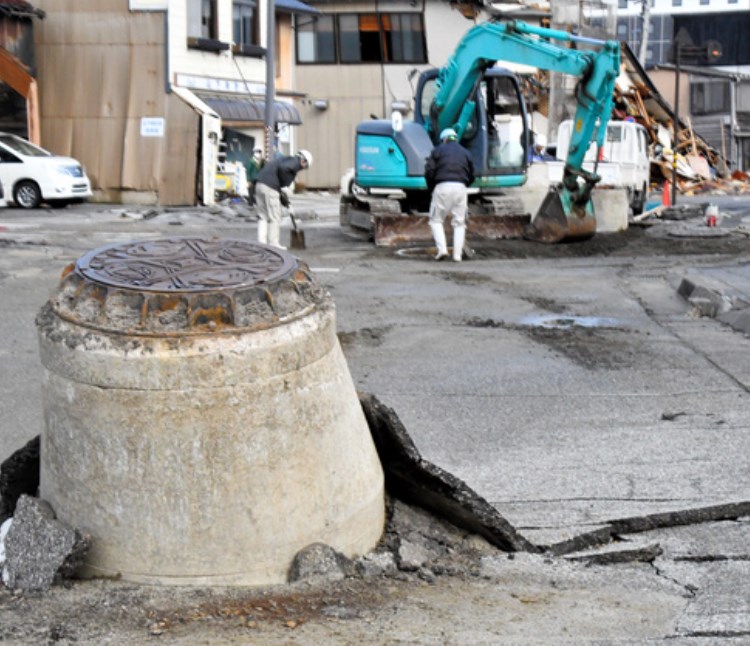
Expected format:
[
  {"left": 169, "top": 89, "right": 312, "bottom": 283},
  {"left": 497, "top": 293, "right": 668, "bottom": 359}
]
[{"left": 33, "top": 0, "right": 199, "bottom": 205}]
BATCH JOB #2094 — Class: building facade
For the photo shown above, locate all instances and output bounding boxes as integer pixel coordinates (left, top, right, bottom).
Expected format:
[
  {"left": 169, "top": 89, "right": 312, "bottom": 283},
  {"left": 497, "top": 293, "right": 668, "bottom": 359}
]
[
  {"left": 31, "top": 0, "right": 313, "bottom": 205},
  {"left": 292, "top": 0, "right": 491, "bottom": 189},
  {"left": 616, "top": 0, "right": 750, "bottom": 168},
  {"left": 615, "top": 0, "right": 750, "bottom": 69}
]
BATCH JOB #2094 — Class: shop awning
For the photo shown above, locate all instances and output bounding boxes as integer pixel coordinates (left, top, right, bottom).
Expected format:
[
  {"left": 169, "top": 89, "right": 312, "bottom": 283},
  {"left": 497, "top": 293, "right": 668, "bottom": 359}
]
[
  {"left": 195, "top": 92, "right": 302, "bottom": 125},
  {"left": 276, "top": 0, "right": 319, "bottom": 15}
]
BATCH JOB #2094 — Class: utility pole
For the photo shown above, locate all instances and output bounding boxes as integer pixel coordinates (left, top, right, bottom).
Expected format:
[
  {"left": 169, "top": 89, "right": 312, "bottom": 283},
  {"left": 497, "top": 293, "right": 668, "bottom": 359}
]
[
  {"left": 638, "top": 0, "right": 650, "bottom": 65},
  {"left": 264, "top": 0, "right": 276, "bottom": 161}
]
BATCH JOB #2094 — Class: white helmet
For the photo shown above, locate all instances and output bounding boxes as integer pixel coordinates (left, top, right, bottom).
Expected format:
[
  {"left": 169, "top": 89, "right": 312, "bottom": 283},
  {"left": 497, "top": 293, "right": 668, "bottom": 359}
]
[
  {"left": 439, "top": 128, "right": 458, "bottom": 142},
  {"left": 297, "top": 149, "right": 314, "bottom": 167}
]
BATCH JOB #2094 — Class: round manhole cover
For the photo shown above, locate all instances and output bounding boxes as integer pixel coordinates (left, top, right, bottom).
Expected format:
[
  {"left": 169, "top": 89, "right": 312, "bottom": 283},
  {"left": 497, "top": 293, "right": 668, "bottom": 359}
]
[
  {"left": 76, "top": 237, "right": 296, "bottom": 292},
  {"left": 667, "top": 224, "right": 731, "bottom": 239}
]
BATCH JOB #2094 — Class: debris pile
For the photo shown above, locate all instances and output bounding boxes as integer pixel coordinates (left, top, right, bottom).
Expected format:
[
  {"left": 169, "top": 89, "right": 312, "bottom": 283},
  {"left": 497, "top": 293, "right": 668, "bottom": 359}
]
[
  {"left": 613, "top": 47, "right": 750, "bottom": 198},
  {"left": 526, "top": 44, "right": 750, "bottom": 199}
]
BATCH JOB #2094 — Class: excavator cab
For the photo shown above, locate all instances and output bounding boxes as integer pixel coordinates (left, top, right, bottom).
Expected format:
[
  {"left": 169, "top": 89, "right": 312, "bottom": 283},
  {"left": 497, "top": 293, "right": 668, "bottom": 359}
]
[{"left": 414, "top": 67, "right": 531, "bottom": 188}]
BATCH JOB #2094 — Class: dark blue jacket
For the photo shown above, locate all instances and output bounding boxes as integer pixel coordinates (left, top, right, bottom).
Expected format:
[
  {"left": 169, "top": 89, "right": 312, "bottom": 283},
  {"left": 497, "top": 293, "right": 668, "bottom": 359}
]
[
  {"left": 424, "top": 141, "right": 475, "bottom": 191},
  {"left": 256, "top": 155, "right": 304, "bottom": 192}
]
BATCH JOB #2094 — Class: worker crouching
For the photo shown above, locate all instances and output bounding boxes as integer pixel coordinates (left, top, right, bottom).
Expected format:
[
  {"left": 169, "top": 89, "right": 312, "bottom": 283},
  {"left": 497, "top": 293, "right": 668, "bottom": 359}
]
[{"left": 424, "top": 128, "right": 475, "bottom": 262}]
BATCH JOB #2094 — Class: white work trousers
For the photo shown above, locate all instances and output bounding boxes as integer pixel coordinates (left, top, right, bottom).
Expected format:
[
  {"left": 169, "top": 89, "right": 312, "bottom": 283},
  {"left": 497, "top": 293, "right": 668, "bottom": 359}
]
[
  {"left": 428, "top": 182, "right": 468, "bottom": 227},
  {"left": 254, "top": 182, "right": 284, "bottom": 248}
]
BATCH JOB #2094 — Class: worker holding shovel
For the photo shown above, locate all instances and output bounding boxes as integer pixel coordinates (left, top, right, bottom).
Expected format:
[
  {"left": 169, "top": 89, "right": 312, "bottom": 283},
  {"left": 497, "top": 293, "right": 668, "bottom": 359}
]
[{"left": 254, "top": 149, "right": 313, "bottom": 249}]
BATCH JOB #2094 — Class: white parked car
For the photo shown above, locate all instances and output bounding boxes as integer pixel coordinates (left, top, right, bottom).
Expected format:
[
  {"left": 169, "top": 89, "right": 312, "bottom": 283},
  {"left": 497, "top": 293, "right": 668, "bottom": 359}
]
[{"left": 0, "top": 133, "right": 92, "bottom": 208}]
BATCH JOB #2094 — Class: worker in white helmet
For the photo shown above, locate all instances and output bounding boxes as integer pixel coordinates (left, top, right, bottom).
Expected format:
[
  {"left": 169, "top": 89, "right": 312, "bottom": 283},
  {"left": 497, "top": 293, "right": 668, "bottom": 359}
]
[
  {"left": 424, "top": 128, "right": 474, "bottom": 261},
  {"left": 254, "top": 149, "right": 313, "bottom": 249}
]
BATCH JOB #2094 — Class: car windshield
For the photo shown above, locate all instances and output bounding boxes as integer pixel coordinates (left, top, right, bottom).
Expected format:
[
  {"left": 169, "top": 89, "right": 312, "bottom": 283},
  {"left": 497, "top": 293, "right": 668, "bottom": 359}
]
[{"left": 0, "top": 135, "right": 51, "bottom": 157}]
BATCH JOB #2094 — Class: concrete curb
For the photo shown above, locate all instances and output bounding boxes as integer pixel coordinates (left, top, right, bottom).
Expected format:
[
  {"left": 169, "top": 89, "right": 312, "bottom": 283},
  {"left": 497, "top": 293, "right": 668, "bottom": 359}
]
[{"left": 678, "top": 275, "right": 750, "bottom": 335}]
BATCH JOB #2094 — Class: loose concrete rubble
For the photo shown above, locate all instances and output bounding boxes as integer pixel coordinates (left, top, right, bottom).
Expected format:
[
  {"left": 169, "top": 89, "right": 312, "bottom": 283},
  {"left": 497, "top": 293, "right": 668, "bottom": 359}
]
[
  {"left": 288, "top": 543, "right": 355, "bottom": 584},
  {"left": 1, "top": 495, "right": 89, "bottom": 593}
]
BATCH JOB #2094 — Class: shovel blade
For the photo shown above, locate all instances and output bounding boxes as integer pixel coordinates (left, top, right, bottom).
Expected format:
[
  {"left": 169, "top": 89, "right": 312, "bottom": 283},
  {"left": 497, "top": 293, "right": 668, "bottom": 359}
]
[
  {"left": 524, "top": 189, "right": 596, "bottom": 244},
  {"left": 290, "top": 229, "right": 306, "bottom": 250}
]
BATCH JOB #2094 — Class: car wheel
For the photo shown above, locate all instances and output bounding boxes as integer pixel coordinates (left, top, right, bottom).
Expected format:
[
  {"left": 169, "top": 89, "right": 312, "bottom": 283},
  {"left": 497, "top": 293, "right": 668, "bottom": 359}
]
[{"left": 14, "top": 181, "right": 42, "bottom": 209}]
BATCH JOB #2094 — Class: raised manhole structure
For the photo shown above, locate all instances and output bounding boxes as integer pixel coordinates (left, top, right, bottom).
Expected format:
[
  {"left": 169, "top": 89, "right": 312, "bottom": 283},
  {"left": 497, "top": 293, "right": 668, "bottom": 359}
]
[{"left": 36, "top": 237, "right": 385, "bottom": 585}]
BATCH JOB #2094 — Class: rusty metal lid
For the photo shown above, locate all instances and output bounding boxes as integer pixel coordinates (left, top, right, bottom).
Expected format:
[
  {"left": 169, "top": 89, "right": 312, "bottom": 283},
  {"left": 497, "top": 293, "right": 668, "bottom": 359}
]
[{"left": 46, "top": 237, "right": 327, "bottom": 335}]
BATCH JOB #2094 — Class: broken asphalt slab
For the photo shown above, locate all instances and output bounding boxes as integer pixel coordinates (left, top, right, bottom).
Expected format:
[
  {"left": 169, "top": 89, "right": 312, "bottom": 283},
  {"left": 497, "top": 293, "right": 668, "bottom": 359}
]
[{"left": 360, "top": 392, "right": 536, "bottom": 553}]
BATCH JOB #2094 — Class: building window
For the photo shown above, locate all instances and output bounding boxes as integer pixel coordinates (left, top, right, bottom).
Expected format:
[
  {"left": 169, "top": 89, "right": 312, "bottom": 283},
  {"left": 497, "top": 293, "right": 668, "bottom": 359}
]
[
  {"left": 188, "top": 0, "right": 217, "bottom": 39},
  {"left": 297, "top": 15, "right": 336, "bottom": 63},
  {"left": 618, "top": 0, "right": 627, "bottom": 8},
  {"left": 691, "top": 81, "right": 730, "bottom": 115},
  {"left": 339, "top": 14, "right": 382, "bottom": 63},
  {"left": 296, "top": 13, "right": 426, "bottom": 64},
  {"left": 382, "top": 14, "right": 425, "bottom": 63},
  {"left": 699, "top": 0, "right": 709, "bottom": 4},
  {"left": 233, "top": 0, "right": 260, "bottom": 54},
  {"left": 187, "top": 0, "right": 228, "bottom": 51},
  {"left": 672, "top": 0, "right": 682, "bottom": 6}
]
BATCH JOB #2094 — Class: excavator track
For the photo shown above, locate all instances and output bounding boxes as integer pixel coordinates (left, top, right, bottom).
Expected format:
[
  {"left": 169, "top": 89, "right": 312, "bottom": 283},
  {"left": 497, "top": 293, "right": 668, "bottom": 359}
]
[{"left": 340, "top": 193, "right": 530, "bottom": 247}]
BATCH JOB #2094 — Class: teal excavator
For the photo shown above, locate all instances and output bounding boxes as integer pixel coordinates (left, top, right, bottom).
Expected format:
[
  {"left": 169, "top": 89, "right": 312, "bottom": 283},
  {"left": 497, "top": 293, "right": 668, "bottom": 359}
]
[{"left": 340, "top": 19, "right": 621, "bottom": 244}]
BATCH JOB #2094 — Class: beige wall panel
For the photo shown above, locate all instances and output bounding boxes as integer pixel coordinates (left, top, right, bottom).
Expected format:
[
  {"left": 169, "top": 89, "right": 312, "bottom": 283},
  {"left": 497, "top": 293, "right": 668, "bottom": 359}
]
[
  {"left": 38, "top": 44, "right": 128, "bottom": 119},
  {"left": 36, "top": 9, "right": 162, "bottom": 45},
  {"left": 128, "top": 46, "right": 167, "bottom": 116},
  {"left": 128, "top": 12, "right": 165, "bottom": 46},
  {"left": 98, "top": 47, "right": 132, "bottom": 119},
  {"left": 296, "top": 66, "right": 383, "bottom": 188},
  {"left": 73, "top": 47, "right": 111, "bottom": 118},
  {"left": 35, "top": 5, "right": 176, "bottom": 201},
  {"left": 160, "top": 93, "right": 199, "bottom": 205},
  {"left": 296, "top": 65, "right": 383, "bottom": 107},
  {"left": 35, "top": 0, "right": 126, "bottom": 13},
  {"left": 277, "top": 15, "right": 292, "bottom": 90},
  {"left": 122, "top": 117, "right": 163, "bottom": 190},
  {"left": 78, "top": 118, "right": 126, "bottom": 189},
  {"left": 650, "top": 69, "right": 689, "bottom": 118},
  {"left": 40, "top": 118, "right": 74, "bottom": 157},
  {"left": 39, "top": 117, "right": 126, "bottom": 190},
  {"left": 45, "top": 13, "right": 124, "bottom": 45}
]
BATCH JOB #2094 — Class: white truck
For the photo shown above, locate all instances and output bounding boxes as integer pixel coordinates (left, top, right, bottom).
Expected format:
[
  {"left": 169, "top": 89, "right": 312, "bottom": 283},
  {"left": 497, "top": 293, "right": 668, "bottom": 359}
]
[{"left": 546, "top": 119, "right": 651, "bottom": 214}]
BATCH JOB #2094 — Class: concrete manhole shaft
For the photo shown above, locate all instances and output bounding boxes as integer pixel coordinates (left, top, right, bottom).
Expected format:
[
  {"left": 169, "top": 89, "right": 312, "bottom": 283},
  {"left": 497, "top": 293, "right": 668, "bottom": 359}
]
[{"left": 37, "top": 238, "right": 385, "bottom": 586}]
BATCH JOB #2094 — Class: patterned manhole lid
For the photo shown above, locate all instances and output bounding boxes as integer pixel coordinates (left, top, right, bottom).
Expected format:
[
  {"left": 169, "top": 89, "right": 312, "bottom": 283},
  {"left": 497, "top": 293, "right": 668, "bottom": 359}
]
[{"left": 75, "top": 237, "right": 296, "bottom": 293}]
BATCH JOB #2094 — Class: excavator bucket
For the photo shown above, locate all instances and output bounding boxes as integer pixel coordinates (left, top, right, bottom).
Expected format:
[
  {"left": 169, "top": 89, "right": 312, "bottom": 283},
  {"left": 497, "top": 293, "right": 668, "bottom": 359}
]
[{"left": 524, "top": 188, "right": 596, "bottom": 244}]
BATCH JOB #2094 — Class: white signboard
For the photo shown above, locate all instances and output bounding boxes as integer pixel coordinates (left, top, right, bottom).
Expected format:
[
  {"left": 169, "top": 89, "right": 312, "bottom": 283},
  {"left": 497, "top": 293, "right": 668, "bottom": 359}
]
[
  {"left": 141, "top": 117, "right": 165, "bottom": 138},
  {"left": 129, "top": 0, "right": 168, "bottom": 10},
  {"left": 175, "top": 73, "right": 265, "bottom": 96}
]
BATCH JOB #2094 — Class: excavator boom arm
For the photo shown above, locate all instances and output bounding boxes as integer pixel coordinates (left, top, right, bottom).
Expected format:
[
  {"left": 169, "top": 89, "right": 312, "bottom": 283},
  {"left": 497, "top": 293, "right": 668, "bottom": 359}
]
[{"left": 433, "top": 20, "right": 620, "bottom": 173}]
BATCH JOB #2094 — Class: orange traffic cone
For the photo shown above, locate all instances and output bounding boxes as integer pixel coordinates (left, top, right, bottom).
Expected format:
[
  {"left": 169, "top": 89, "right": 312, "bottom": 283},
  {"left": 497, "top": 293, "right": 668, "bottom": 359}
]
[{"left": 661, "top": 180, "right": 671, "bottom": 207}]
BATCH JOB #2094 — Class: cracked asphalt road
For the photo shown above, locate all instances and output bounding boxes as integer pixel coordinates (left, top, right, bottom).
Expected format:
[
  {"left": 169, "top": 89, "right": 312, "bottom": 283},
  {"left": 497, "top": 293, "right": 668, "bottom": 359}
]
[{"left": 2, "top": 194, "right": 750, "bottom": 642}]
